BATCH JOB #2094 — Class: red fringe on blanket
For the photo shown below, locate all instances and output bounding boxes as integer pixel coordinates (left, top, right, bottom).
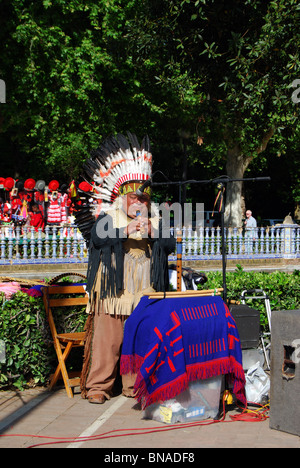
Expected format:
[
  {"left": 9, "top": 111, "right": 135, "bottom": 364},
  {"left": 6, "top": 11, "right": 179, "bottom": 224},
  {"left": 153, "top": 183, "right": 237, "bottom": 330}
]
[
  {"left": 121, "top": 355, "right": 246, "bottom": 410},
  {"left": 120, "top": 354, "right": 144, "bottom": 375}
]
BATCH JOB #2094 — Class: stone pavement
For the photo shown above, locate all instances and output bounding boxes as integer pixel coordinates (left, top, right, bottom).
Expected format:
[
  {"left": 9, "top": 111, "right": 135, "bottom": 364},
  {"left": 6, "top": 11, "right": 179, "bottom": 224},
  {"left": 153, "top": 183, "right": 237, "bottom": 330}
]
[{"left": 0, "top": 386, "right": 300, "bottom": 450}]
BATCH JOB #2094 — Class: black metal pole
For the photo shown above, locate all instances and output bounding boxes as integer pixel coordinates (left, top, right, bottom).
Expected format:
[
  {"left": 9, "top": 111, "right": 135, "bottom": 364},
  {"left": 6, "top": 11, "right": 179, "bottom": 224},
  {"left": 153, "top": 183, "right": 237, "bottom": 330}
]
[
  {"left": 151, "top": 176, "right": 270, "bottom": 188},
  {"left": 216, "top": 182, "right": 227, "bottom": 303}
]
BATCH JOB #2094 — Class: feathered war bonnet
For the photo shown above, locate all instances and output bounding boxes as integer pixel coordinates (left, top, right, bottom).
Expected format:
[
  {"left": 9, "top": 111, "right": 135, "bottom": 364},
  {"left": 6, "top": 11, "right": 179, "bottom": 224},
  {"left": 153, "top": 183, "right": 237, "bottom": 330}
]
[
  {"left": 83, "top": 132, "right": 152, "bottom": 211},
  {"left": 75, "top": 132, "right": 153, "bottom": 244}
]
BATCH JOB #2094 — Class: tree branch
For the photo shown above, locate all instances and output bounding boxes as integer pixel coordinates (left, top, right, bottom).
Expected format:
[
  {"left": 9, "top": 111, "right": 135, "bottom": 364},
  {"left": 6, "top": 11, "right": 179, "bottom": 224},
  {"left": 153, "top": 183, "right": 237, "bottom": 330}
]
[{"left": 256, "top": 127, "right": 275, "bottom": 155}]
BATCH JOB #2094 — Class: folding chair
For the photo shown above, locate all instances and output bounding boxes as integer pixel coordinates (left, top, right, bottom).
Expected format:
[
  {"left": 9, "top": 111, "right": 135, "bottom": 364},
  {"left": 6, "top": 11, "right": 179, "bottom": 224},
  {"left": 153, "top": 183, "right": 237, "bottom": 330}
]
[{"left": 43, "top": 284, "right": 88, "bottom": 398}]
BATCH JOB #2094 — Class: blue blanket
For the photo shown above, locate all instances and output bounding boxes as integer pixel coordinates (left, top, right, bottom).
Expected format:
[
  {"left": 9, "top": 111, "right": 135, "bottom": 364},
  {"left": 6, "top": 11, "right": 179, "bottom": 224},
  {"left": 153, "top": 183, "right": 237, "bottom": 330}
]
[{"left": 120, "top": 295, "right": 246, "bottom": 409}]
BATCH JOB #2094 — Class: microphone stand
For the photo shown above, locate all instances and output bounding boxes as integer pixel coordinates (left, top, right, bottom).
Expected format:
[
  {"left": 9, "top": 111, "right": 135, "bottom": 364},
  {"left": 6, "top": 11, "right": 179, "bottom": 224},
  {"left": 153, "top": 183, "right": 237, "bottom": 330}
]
[{"left": 148, "top": 174, "right": 271, "bottom": 304}]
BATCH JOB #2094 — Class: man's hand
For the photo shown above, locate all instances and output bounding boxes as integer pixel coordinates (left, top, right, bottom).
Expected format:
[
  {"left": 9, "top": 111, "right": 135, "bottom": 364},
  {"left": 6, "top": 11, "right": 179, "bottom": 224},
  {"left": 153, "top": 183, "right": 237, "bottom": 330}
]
[{"left": 125, "top": 216, "right": 153, "bottom": 237}]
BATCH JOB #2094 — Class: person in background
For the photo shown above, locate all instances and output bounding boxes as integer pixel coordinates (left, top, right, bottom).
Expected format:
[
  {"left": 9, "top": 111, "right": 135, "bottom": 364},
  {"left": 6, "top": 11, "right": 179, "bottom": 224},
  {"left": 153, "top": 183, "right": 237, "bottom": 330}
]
[
  {"left": 244, "top": 210, "right": 257, "bottom": 233},
  {"left": 29, "top": 204, "right": 45, "bottom": 232},
  {"left": 244, "top": 209, "right": 257, "bottom": 252}
]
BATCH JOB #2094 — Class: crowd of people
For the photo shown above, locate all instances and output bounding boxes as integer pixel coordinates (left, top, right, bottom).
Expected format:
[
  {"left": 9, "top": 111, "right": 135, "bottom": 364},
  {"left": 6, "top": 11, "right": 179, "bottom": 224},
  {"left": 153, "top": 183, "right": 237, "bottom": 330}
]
[{"left": 0, "top": 176, "right": 93, "bottom": 234}]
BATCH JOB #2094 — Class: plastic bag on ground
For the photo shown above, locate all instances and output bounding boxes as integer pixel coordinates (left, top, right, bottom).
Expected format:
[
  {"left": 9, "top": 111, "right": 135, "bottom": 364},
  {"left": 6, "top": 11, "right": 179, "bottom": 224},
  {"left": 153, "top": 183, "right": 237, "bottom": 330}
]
[{"left": 245, "top": 361, "right": 270, "bottom": 404}]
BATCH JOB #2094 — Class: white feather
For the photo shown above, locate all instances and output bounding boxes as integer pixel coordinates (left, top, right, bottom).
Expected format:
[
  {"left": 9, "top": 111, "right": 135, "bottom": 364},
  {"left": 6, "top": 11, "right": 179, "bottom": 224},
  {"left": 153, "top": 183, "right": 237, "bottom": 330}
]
[{"left": 84, "top": 133, "right": 152, "bottom": 207}]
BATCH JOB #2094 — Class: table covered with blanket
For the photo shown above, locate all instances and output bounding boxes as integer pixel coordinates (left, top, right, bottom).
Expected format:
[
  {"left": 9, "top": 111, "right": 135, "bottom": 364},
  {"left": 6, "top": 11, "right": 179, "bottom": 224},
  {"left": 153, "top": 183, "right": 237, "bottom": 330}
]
[{"left": 120, "top": 295, "right": 246, "bottom": 409}]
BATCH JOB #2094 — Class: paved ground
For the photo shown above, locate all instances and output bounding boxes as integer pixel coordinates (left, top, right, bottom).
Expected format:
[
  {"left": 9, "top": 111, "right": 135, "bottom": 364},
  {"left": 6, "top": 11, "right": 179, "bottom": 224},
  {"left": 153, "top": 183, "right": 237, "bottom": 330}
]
[{"left": 0, "top": 385, "right": 299, "bottom": 451}]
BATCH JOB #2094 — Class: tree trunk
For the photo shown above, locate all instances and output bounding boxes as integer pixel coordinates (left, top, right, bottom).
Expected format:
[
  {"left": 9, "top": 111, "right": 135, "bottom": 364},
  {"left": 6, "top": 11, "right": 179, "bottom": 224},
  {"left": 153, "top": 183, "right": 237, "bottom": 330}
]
[
  {"left": 224, "top": 145, "right": 250, "bottom": 228},
  {"left": 295, "top": 203, "right": 300, "bottom": 221},
  {"left": 224, "top": 128, "right": 275, "bottom": 227}
]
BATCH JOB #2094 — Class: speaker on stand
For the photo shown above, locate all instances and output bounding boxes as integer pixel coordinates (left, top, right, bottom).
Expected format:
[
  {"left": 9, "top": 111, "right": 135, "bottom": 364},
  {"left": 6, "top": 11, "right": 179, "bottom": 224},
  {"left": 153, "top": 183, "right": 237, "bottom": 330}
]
[
  {"left": 269, "top": 309, "right": 300, "bottom": 437},
  {"left": 229, "top": 304, "right": 264, "bottom": 371}
]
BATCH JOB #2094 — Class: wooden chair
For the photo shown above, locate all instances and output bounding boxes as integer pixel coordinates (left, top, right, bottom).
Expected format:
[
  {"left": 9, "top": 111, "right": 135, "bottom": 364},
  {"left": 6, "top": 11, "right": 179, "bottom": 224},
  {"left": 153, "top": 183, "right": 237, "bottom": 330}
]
[{"left": 42, "top": 284, "right": 88, "bottom": 398}]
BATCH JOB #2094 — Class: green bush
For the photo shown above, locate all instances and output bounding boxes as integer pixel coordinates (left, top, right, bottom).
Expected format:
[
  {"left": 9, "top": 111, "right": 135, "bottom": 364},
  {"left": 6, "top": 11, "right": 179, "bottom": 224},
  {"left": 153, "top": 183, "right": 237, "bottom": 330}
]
[
  {"left": 203, "top": 266, "right": 300, "bottom": 330},
  {"left": 0, "top": 292, "right": 52, "bottom": 390},
  {"left": 0, "top": 290, "right": 86, "bottom": 390}
]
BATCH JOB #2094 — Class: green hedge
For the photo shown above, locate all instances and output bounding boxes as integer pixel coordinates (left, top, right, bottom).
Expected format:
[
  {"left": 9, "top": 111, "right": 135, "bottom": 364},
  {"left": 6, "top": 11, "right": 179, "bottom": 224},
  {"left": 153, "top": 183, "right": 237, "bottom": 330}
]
[
  {"left": 205, "top": 266, "right": 300, "bottom": 330},
  {"left": 1, "top": 267, "right": 300, "bottom": 390},
  {"left": 0, "top": 290, "right": 86, "bottom": 390}
]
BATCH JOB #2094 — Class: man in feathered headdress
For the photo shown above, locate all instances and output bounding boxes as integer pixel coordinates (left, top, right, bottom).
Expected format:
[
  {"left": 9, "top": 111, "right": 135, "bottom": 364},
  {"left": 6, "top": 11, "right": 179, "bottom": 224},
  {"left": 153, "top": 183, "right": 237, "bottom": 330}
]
[{"left": 77, "top": 133, "right": 175, "bottom": 404}]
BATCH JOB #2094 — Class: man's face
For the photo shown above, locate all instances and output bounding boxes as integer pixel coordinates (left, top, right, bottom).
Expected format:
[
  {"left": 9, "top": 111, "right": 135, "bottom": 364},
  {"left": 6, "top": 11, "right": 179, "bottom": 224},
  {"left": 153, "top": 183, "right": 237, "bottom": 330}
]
[
  {"left": 246, "top": 211, "right": 251, "bottom": 218},
  {"left": 122, "top": 193, "right": 150, "bottom": 218}
]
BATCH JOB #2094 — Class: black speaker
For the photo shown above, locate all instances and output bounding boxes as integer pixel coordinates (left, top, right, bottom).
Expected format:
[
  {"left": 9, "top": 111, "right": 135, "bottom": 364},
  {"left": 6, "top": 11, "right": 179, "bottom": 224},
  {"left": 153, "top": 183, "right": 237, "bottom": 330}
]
[
  {"left": 229, "top": 304, "right": 260, "bottom": 349},
  {"left": 269, "top": 309, "right": 300, "bottom": 437}
]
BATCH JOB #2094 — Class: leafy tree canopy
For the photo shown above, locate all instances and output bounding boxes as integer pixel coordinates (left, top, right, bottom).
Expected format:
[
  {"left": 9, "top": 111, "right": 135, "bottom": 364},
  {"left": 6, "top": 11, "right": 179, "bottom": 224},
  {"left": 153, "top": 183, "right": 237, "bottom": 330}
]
[
  {"left": 0, "top": 0, "right": 299, "bottom": 222},
  {"left": 125, "top": 0, "right": 299, "bottom": 222},
  {"left": 0, "top": 0, "right": 150, "bottom": 180}
]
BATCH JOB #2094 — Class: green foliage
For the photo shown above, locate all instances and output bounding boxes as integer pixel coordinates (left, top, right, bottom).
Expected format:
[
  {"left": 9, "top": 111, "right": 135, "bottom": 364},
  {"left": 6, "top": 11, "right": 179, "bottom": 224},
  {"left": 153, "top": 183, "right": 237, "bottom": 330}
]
[
  {"left": 0, "top": 290, "right": 86, "bottom": 390},
  {"left": 0, "top": 0, "right": 142, "bottom": 179},
  {"left": 124, "top": 0, "right": 300, "bottom": 217},
  {"left": 129, "top": 0, "right": 299, "bottom": 148},
  {"left": 0, "top": 292, "right": 52, "bottom": 389},
  {"left": 0, "top": 0, "right": 299, "bottom": 215},
  {"left": 203, "top": 266, "right": 300, "bottom": 331}
]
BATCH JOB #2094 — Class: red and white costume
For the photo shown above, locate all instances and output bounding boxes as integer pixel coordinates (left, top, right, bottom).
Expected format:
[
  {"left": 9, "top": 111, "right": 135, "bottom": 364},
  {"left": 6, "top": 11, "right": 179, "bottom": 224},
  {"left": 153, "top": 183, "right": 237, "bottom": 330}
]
[{"left": 47, "top": 193, "right": 62, "bottom": 224}]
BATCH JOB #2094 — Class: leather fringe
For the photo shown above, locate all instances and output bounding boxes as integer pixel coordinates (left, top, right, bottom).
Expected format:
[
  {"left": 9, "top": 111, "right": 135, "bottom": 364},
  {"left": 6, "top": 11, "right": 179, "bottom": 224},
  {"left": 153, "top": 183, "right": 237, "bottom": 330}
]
[{"left": 80, "top": 313, "right": 94, "bottom": 399}]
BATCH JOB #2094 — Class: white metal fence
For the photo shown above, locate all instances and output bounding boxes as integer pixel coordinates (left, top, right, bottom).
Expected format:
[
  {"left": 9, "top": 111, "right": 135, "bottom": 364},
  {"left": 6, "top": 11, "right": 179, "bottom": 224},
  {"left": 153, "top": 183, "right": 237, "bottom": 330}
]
[
  {"left": 169, "top": 225, "right": 300, "bottom": 261},
  {"left": 0, "top": 224, "right": 300, "bottom": 265}
]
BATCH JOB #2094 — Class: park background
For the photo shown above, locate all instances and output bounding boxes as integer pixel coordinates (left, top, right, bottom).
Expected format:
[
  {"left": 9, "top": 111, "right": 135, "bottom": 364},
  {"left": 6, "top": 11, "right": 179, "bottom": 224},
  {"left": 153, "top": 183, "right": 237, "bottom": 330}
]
[
  {"left": 0, "top": 0, "right": 299, "bottom": 228},
  {"left": 0, "top": 0, "right": 300, "bottom": 393}
]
